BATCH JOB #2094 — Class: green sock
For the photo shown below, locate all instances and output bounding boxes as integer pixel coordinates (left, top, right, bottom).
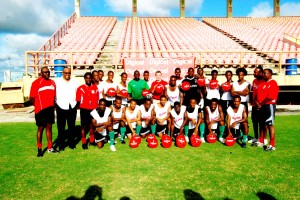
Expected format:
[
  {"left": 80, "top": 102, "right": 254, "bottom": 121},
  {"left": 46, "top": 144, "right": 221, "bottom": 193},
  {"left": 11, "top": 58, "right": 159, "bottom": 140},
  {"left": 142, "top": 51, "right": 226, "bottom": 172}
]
[
  {"left": 136, "top": 125, "right": 142, "bottom": 135},
  {"left": 120, "top": 127, "right": 126, "bottom": 141},
  {"left": 240, "top": 130, "right": 244, "bottom": 137},
  {"left": 219, "top": 126, "right": 225, "bottom": 139},
  {"left": 184, "top": 126, "right": 189, "bottom": 137},
  {"left": 199, "top": 123, "right": 205, "bottom": 138},
  {"left": 109, "top": 131, "right": 115, "bottom": 146},
  {"left": 167, "top": 130, "right": 170, "bottom": 136},
  {"left": 242, "top": 135, "right": 248, "bottom": 143},
  {"left": 151, "top": 124, "right": 156, "bottom": 134}
]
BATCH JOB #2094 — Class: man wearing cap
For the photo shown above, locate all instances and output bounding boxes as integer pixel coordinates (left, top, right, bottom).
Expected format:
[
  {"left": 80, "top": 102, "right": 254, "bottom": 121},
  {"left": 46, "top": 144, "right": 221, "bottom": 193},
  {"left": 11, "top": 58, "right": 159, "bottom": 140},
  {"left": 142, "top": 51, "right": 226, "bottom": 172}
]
[
  {"left": 30, "top": 66, "right": 58, "bottom": 157},
  {"left": 150, "top": 71, "right": 168, "bottom": 104},
  {"left": 55, "top": 67, "right": 79, "bottom": 150},
  {"left": 128, "top": 70, "right": 150, "bottom": 106}
]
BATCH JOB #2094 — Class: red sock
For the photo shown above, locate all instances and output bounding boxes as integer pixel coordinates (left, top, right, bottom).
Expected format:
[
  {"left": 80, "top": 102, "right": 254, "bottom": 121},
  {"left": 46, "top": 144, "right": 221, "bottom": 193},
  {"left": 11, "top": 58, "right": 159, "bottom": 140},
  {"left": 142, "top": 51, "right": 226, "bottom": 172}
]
[
  {"left": 259, "top": 134, "right": 264, "bottom": 143},
  {"left": 37, "top": 143, "right": 42, "bottom": 149},
  {"left": 270, "top": 135, "right": 275, "bottom": 147},
  {"left": 81, "top": 132, "right": 86, "bottom": 144},
  {"left": 90, "top": 126, "right": 95, "bottom": 143},
  {"left": 47, "top": 142, "right": 52, "bottom": 149}
]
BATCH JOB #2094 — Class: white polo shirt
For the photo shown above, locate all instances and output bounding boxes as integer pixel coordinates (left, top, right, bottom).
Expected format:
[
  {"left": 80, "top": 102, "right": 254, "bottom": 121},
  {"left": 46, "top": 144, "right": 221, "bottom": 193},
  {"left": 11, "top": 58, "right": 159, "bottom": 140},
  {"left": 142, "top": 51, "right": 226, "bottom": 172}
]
[{"left": 55, "top": 77, "right": 79, "bottom": 110}]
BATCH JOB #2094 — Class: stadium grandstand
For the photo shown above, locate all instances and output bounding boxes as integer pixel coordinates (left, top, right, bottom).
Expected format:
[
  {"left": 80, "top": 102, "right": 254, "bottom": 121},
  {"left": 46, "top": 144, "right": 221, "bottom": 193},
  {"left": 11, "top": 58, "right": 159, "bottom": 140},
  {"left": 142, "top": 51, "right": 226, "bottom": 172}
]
[{"left": 4, "top": 0, "right": 300, "bottom": 106}]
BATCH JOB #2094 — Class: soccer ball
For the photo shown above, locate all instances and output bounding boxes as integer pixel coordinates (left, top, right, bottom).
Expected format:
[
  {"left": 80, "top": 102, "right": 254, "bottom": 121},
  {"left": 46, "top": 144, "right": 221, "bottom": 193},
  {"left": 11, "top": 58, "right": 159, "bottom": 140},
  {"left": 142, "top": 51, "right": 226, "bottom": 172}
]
[
  {"left": 176, "top": 135, "right": 187, "bottom": 148},
  {"left": 225, "top": 136, "right": 236, "bottom": 146},
  {"left": 120, "top": 89, "right": 128, "bottom": 97},
  {"left": 221, "top": 82, "right": 231, "bottom": 92},
  {"left": 107, "top": 88, "right": 117, "bottom": 97},
  {"left": 142, "top": 89, "right": 150, "bottom": 97},
  {"left": 207, "top": 133, "right": 217, "bottom": 143},
  {"left": 181, "top": 81, "right": 191, "bottom": 91},
  {"left": 209, "top": 80, "right": 218, "bottom": 89},
  {"left": 161, "top": 135, "right": 172, "bottom": 148},
  {"left": 148, "top": 138, "right": 158, "bottom": 148},
  {"left": 129, "top": 137, "right": 139, "bottom": 148},
  {"left": 146, "top": 134, "right": 156, "bottom": 142},
  {"left": 133, "top": 135, "right": 141, "bottom": 145},
  {"left": 190, "top": 134, "right": 202, "bottom": 147},
  {"left": 197, "top": 78, "right": 205, "bottom": 87}
]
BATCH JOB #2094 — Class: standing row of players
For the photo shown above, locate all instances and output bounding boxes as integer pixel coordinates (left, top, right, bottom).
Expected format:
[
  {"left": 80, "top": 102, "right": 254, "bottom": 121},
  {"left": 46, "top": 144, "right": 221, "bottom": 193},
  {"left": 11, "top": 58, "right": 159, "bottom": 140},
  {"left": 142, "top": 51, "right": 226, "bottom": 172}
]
[{"left": 30, "top": 66, "right": 278, "bottom": 157}]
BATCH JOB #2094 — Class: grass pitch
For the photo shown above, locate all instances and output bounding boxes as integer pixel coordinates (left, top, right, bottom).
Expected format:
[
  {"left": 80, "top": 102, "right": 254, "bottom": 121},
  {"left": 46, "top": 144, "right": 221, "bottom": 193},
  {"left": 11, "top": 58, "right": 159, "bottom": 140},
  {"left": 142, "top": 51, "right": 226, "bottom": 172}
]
[{"left": 0, "top": 115, "right": 299, "bottom": 200}]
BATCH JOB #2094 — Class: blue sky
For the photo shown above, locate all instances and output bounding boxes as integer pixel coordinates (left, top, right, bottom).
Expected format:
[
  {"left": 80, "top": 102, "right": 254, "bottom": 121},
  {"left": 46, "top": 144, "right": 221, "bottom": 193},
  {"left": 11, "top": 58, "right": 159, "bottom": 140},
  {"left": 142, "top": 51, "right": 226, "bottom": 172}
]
[{"left": 0, "top": 0, "right": 300, "bottom": 82}]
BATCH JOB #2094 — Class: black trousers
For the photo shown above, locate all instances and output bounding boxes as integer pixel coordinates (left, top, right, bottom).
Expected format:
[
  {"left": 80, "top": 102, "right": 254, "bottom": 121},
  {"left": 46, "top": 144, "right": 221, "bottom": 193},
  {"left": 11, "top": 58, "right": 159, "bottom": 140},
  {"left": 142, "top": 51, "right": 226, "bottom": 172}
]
[{"left": 56, "top": 104, "right": 77, "bottom": 148}]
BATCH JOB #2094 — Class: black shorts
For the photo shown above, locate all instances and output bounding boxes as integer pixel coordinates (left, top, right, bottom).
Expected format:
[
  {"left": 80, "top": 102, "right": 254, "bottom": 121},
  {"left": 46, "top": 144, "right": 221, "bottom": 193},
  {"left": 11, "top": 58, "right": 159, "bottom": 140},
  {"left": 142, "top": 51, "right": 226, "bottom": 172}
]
[
  {"left": 95, "top": 131, "right": 107, "bottom": 143},
  {"left": 260, "top": 104, "right": 276, "bottom": 126},
  {"left": 188, "top": 128, "right": 196, "bottom": 137},
  {"left": 230, "top": 128, "right": 241, "bottom": 138},
  {"left": 156, "top": 124, "right": 167, "bottom": 134},
  {"left": 140, "top": 127, "right": 150, "bottom": 135},
  {"left": 80, "top": 108, "right": 93, "bottom": 127},
  {"left": 35, "top": 106, "right": 55, "bottom": 127},
  {"left": 251, "top": 106, "right": 261, "bottom": 122}
]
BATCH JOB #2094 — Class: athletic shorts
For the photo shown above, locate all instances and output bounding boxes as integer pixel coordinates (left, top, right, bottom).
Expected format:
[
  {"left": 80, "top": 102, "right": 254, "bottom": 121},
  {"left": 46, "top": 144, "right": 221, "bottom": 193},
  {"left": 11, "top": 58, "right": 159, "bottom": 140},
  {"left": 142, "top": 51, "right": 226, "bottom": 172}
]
[
  {"left": 80, "top": 108, "right": 93, "bottom": 127},
  {"left": 95, "top": 130, "right": 107, "bottom": 143},
  {"left": 113, "top": 128, "right": 119, "bottom": 135},
  {"left": 140, "top": 126, "right": 150, "bottom": 135},
  {"left": 35, "top": 106, "right": 55, "bottom": 127},
  {"left": 188, "top": 128, "right": 196, "bottom": 137},
  {"left": 251, "top": 106, "right": 261, "bottom": 122},
  {"left": 156, "top": 124, "right": 167, "bottom": 134},
  {"left": 230, "top": 128, "right": 241, "bottom": 138},
  {"left": 260, "top": 104, "right": 276, "bottom": 126}
]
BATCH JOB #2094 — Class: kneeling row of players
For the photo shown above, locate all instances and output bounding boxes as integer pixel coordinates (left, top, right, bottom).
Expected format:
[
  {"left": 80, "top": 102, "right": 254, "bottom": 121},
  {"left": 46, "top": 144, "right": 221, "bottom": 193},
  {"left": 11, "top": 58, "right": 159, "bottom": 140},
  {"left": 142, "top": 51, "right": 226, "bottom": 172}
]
[{"left": 88, "top": 95, "right": 246, "bottom": 151}]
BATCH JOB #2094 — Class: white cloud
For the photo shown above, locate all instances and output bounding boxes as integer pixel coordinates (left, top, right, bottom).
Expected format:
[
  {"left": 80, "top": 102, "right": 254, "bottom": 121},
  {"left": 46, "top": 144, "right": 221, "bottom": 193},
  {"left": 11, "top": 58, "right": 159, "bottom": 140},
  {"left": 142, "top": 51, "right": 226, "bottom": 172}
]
[
  {"left": 0, "top": 0, "right": 72, "bottom": 35},
  {"left": 105, "top": 0, "right": 203, "bottom": 16},
  {"left": 281, "top": 2, "right": 300, "bottom": 16},
  {"left": 0, "top": 33, "right": 48, "bottom": 72},
  {"left": 247, "top": 2, "right": 273, "bottom": 17}
]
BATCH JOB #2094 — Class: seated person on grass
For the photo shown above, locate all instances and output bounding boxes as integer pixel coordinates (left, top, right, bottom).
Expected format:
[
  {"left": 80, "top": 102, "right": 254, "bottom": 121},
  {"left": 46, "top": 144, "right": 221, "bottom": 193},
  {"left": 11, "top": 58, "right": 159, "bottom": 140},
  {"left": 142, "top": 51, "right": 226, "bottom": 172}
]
[
  {"left": 125, "top": 99, "right": 142, "bottom": 139},
  {"left": 227, "top": 95, "right": 249, "bottom": 148},
  {"left": 204, "top": 98, "right": 225, "bottom": 143},
  {"left": 109, "top": 97, "right": 126, "bottom": 144},
  {"left": 153, "top": 95, "right": 171, "bottom": 138},
  {"left": 91, "top": 99, "right": 116, "bottom": 152},
  {"left": 139, "top": 98, "right": 155, "bottom": 138}
]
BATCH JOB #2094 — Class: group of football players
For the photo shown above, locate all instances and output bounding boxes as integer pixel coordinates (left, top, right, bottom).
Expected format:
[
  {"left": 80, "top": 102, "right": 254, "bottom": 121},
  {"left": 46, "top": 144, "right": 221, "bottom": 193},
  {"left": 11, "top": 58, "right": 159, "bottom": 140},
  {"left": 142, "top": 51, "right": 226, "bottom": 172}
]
[{"left": 30, "top": 65, "right": 279, "bottom": 157}]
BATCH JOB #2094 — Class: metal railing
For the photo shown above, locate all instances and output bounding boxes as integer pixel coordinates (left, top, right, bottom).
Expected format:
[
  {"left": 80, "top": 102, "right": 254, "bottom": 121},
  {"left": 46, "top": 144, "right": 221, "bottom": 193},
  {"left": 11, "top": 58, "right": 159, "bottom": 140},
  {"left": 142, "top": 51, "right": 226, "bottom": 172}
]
[{"left": 25, "top": 50, "right": 299, "bottom": 77}]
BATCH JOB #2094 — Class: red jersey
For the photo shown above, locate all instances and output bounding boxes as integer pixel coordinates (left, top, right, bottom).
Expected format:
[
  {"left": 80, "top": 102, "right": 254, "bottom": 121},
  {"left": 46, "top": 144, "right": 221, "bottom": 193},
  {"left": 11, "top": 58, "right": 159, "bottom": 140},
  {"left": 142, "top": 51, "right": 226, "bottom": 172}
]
[
  {"left": 76, "top": 84, "right": 99, "bottom": 110},
  {"left": 30, "top": 77, "right": 56, "bottom": 114},
  {"left": 257, "top": 79, "right": 279, "bottom": 105},
  {"left": 150, "top": 80, "right": 168, "bottom": 100},
  {"left": 252, "top": 78, "right": 265, "bottom": 105}
]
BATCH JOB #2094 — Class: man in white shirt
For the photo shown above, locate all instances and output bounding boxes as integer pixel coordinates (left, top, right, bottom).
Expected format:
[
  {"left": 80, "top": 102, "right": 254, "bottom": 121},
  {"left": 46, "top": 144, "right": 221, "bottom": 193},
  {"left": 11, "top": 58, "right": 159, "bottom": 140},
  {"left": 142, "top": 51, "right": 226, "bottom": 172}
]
[{"left": 55, "top": 67, "right": 79, "bottom": 150}]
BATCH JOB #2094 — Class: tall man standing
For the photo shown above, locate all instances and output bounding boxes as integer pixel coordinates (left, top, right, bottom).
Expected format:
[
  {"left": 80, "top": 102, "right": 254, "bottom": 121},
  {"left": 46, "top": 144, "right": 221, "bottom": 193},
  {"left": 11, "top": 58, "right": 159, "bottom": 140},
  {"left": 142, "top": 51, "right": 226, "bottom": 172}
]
[
  {"left": 30, "top": 66, "right": 58, "bottom": 157},
  {"left": 55, "top": 67, "right": 79, "bottom": 150},
  {"left": 255, "top": 69, "right": 279, "bottom": 151}
]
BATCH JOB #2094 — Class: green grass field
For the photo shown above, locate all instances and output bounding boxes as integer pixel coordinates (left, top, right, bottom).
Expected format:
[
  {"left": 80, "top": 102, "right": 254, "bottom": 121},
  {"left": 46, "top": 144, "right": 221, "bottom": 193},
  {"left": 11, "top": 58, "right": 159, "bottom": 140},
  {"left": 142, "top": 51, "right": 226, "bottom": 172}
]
[{"left": 0, "top": 115, "right": 299, "bottom": 200}]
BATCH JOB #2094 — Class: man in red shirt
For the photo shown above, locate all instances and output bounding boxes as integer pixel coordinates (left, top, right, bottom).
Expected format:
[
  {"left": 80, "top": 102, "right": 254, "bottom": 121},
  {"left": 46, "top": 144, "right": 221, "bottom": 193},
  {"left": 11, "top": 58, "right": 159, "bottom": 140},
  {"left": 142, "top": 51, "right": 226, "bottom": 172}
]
[
  {"left": 76, "top": 72, "right": 99, "bottom": 149},
  {"left": 150, "top": 71, "right": 168, "bottom": 104},
  {"left": 255, "top": 69, "right": 279, "bottom": 151},
  {"left": 249, "top": 66, "right": 266, "bottom": 144},
  {"left": 30, "top": 66, "right": 58, "bottom": 157}
]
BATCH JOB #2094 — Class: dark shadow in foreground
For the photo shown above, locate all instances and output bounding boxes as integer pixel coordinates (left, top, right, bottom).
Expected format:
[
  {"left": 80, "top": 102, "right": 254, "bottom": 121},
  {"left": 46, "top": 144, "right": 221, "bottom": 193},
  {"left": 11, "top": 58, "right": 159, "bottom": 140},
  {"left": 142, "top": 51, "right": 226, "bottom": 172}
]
[
  {"left": 66, "top": 185, "right": 103, "bottom": 200},
  {"left": 257, "top": 191, "right": 277, "bottom": 200},
  {"left": 184, "top": 189, "right": 204, "bottom": 200}
]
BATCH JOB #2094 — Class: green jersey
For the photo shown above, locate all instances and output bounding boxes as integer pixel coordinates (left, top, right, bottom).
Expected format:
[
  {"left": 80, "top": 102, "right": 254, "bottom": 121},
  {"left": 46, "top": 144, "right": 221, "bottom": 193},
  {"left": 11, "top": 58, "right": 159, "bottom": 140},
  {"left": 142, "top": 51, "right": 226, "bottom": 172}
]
[{"left": 128, "top": 79, "right": 150, "bottom": 99}]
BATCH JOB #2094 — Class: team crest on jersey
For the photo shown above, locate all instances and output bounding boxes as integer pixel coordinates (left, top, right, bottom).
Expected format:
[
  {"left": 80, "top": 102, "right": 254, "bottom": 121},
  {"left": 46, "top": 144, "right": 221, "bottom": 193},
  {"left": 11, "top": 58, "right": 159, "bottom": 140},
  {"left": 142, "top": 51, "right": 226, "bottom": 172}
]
[{"left": 91, "top": 90, "right": 95, "bottom": 94}]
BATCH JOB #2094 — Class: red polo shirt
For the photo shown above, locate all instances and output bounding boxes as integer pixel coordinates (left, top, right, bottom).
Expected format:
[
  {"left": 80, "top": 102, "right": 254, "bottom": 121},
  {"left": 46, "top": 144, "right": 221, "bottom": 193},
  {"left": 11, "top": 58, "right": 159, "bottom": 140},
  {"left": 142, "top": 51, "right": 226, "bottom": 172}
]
[
  {"left": 257, "top": 79, "right": 279, "bottom": 105},
  {"left": 252, "top": 78, "right": 265, "bottom": 105},
  {"left": 30, "top": 77, "right": 56, "bottom": 114},
  {"left": 150, "top": 80, "right": 168, "bottom": 100},
  {"left": 76, "top": 84, "right": 99, "bottom": 110}
]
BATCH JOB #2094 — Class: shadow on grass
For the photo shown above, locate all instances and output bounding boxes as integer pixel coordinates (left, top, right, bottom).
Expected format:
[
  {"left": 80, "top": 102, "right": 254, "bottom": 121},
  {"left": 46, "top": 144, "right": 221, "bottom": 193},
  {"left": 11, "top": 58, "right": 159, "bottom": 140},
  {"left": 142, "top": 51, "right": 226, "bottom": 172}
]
[
  {"left": 256, "top": 192, "right": 277, "bottom": 200},
  {"left": 184, "top": 189, "right": 204, "bottom": 200},
  {"left": 66, "top": 185, "right": 131, "bottom": 200}
]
